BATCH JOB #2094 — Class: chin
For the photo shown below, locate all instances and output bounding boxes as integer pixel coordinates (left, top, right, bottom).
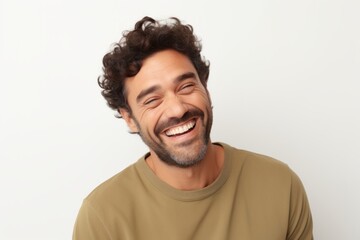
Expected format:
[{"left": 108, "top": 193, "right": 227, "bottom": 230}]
[{"left": 167, "top": 142, "right": 208, "bottom": 168}]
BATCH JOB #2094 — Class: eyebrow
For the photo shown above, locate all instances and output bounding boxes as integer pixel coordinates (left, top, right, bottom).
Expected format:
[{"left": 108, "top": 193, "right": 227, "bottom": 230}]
[{"left": 136, "top": 72, "right": 197, "bottom": 104}]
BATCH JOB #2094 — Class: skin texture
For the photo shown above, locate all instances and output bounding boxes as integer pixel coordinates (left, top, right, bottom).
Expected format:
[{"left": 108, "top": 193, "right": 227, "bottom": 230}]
[{"left": 120, "top": 50, "right": 224, "bottom": 190}]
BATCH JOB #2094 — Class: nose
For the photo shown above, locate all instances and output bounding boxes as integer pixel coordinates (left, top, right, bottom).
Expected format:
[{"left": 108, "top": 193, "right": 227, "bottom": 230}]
[{"left": 163, "top": 94, "right": 187, "bottom": 119}]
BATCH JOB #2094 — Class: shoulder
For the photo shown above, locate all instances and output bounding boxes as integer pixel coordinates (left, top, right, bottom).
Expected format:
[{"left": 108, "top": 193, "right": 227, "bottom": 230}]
[
  {"left": 219, "top": 142, "right": 302, "bottom": 196},
  {"left": 220, "top": 142, "right": 309, "bottom": 199},
  {"left": 221, "top": 142, "right": 291, "bottom": 176},
  {"left": 84, "top": 160, "right": 144, "bottom": 210},
  {"left": 218, "top": 142, "right": 314, "bottom": 238},
  {"left": 73, "top": 160, "right": 145, "bottom": 240}
]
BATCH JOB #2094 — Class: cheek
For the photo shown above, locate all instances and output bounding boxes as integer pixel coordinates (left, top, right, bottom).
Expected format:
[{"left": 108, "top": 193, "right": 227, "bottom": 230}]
[
  {"left": 134, "top": 105, "right": 160, "bottom": 124},
  {"left": 194, "top": 92, "right": 212, "bottom": 109},
  {"left": 139, "top": 112, "right": 162, "bottom": 134}
]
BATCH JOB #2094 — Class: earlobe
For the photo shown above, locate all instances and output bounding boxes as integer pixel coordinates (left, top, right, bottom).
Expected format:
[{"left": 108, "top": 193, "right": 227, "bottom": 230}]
[{"left": 119, "top": 108, "right": 139, "bottom": 133}]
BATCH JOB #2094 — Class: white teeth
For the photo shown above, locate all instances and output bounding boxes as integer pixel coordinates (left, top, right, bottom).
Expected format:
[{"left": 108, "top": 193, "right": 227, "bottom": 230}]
[{"left": 165, "top": 121, "right": 195, "bottom": 136}]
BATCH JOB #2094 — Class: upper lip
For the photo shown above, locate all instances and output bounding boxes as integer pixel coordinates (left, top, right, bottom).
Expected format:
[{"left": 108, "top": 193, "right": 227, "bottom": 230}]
[
  {"left": 162, "top": 119, "right": 196, "bottom": 135},
  {"left": 155, "top": 110, "right": 203, "bottom": 135}
]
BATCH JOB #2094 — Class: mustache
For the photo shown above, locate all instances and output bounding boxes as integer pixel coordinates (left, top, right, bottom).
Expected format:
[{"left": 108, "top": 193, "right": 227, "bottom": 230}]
[{"left": 154, "top": 109, "right": 204, "bottom": 135}]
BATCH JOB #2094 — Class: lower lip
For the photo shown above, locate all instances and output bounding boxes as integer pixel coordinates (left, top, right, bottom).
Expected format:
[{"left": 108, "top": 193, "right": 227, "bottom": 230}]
[{"left": 164, "top": 120, "right": 198, "bottom": 141}]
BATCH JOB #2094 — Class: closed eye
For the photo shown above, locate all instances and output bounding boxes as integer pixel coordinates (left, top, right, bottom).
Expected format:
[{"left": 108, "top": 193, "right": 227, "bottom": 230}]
[
  {"left": 144, "top": 97, "right": 160, "bottom": 106},
  {"left": 179, "top": 83, "right": 195, "bottom": 94}
]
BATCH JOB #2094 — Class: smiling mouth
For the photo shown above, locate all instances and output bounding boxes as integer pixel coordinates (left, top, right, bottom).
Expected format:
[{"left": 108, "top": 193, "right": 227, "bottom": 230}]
[{"left": 164, "top": 120, "right": 196, "bottom": 137}]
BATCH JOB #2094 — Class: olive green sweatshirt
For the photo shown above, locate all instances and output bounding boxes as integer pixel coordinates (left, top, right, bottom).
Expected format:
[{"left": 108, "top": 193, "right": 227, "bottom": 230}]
[{"left": 73, "top": 143, "right": 313, "bottom": 240}]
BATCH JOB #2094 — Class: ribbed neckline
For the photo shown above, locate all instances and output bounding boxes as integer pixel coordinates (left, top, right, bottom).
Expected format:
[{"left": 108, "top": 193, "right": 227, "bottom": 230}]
[{"left": 135, "top": 142, "right": 232, "bottom": 202}]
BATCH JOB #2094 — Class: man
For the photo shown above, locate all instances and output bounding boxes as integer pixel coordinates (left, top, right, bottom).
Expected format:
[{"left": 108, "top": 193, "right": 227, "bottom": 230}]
[{"left": 73, "top": 16, "right": 313, "bottom": 239}]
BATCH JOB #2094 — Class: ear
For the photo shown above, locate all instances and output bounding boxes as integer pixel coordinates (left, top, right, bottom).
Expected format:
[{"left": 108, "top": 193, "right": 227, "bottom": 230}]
[{"left": 119, "top": 108, "right": 139, "bottom": 133}]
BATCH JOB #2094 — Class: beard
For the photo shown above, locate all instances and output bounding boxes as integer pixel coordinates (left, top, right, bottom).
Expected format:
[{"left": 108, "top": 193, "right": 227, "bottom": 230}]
[{"left": 133, "top": 106, "right": 213, "bottom": 168}]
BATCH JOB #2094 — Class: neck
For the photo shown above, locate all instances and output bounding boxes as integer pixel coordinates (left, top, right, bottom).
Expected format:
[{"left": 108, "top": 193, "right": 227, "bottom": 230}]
[{"left": 146, "top": 143, "right": 224, "bottom": 190}]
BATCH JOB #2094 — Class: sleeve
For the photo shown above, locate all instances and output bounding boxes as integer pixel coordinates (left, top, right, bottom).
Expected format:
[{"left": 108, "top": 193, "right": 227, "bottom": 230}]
[
  {"left": 72, "top": 200, "right": 112, "bottom": 240},
  {"left": 286, "top": 170, "right": 314, "bottom": 240}
]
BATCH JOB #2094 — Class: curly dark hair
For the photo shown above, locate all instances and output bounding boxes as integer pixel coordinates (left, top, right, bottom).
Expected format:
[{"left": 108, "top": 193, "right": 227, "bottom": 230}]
[{"left": 98, "top": 16, "right": 210, "bottom": 117}]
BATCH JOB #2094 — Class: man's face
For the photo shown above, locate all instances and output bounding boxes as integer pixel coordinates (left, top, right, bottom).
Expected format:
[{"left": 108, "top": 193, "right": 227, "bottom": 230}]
[{"left": 121, "top": 49, "right": 213, "bottom": 168}]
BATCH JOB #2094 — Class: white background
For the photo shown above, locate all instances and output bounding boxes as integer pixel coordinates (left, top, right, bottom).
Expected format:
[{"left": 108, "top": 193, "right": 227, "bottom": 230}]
[{"left": 1, "top": 0, "right": 359, "bottom": 239}]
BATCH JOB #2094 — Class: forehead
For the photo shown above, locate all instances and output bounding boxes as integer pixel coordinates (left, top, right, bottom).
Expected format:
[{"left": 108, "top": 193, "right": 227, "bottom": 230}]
[
  {"left": 140, "top": 49, "right": 196, "bottom": 74},
  {"left": 124, "top": 49, "right": 198, "bottom": 99}
]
